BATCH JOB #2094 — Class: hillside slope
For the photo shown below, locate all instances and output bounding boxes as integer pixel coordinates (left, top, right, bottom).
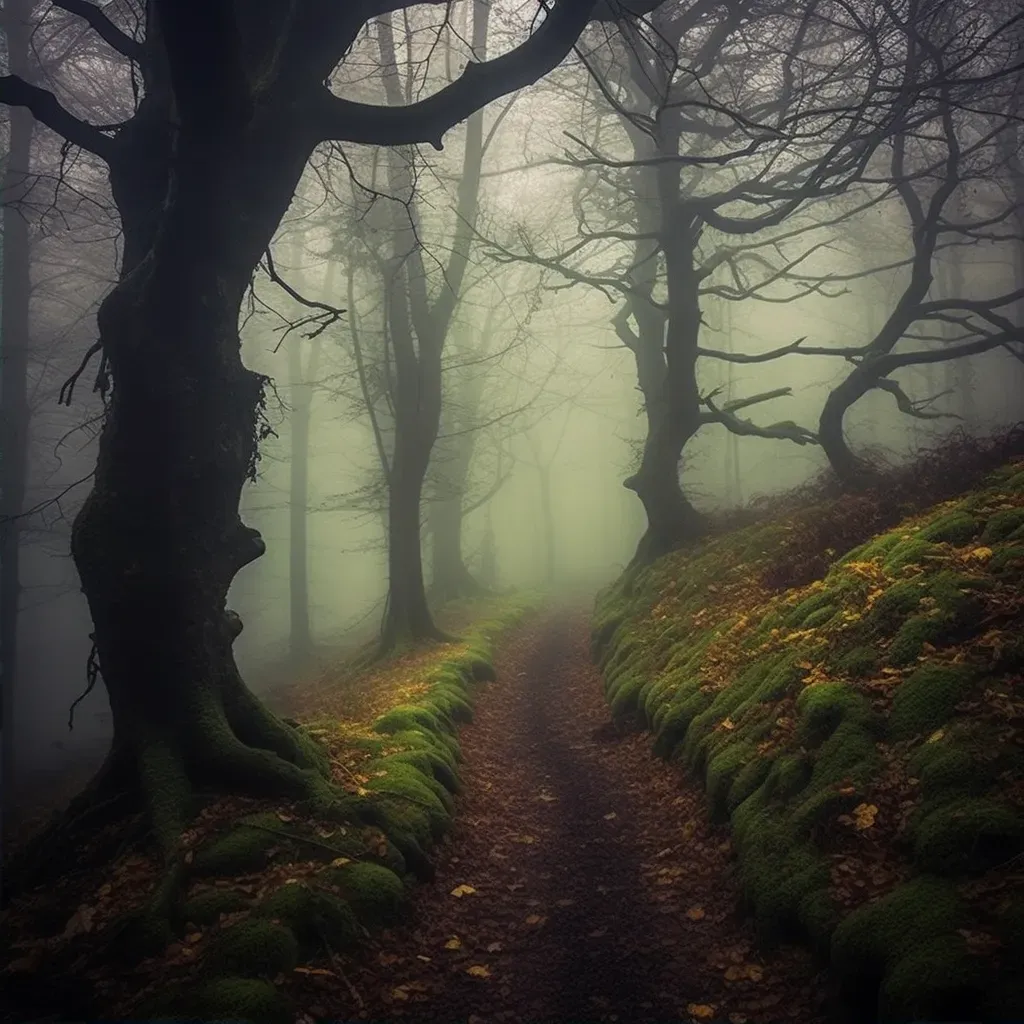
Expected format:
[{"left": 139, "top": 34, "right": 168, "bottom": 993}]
[{"left": 593, "top": 460, "right": 1024, "bottom": 1022}]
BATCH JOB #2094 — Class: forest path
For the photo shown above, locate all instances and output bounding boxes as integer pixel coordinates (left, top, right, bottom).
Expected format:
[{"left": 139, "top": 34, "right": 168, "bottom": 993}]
[{"left": 330, "top": 611, "right": 830, "bottom": 1024}]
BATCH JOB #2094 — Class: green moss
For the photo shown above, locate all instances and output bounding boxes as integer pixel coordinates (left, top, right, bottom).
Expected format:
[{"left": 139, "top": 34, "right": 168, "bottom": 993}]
[
  {"left": 652, "top": 688, "right": 711, "bottom": 758},
  {"left": 796, "top": 683, "right": 871, "bottom": 746},
  {"left": 373, "top": 704, "right": 450, "bottom": 737},
  {"left": 763, "top": 753, "right": 812, "bottom": 801},
  {"left": 791, "top": 786, "right": 858, "bottom": 838},
  {"left": 386, "top": 749, "right": 460, "bottom": 794},
  {"left": 203, "top": 919, "right": 299, "bottom": 978},
  {"left": 728, "top": 755, "right": 772, "bottom": 812},
  {"left": 881, "top": 933, "right": 984, "bottom": 1022},
  {"left": 910, "top": 743, "right": 978, "bottom": 800},
  {"left": 319, "top": 861, "right": 405, "bottom": 926},
  {"left": 609, "top": 674, "right": 644, "bottom": 719},
  {"left": 912, "top": 797, "right": 1023, "bottom": 875},
  {"left": 834, "top": 645, "right": 878, "bottom": 678},
  {"left": 886, "top": 613, "right": 946, "bottom": 666},
  {"left": 193, "top": 816, "right": 283, "bottom": 877},
  {"left": 980, "top": 507, "right": 1024, "bottom": 544},
  {"left": 868, "top": 580, "right": 927, "bottom": 626},
  {"left": 257, "top": 882, "right": 360, "bottom": 952},
  {"left": 831, "top": 875, "right": 962, "bottom": 981},
  {"left": 889, "top": 662, "right": 976, "bottom": 740},
  {"left": 706, "top": 741, "right": 755, "bottom": 820},
  {"left": 989, "top": 543, "right": 1024, "bottom": 574},
  {"left": 798, "top": 888, "right": 840, "bottom": 956},
  {"left": 884, "top": 538, "right": 941, "bottom": 572},
  {"left": 187, "top": 977, "right": 292, "bottom": 1024},
  {"left": 784, "top": 590, "right": 834, "bottom": 628},
  {"left": 918, "top": 511, "right": 982, "bottom": 545},
  {"left": 810, "top": 719, "right": 880, "bottom": 790},
  {"left": 183, "top": 888, "right": 249, "bottom": 926}
]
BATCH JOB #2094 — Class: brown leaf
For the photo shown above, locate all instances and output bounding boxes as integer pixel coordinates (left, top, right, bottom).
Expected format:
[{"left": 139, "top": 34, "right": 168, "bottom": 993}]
[
  {"left": 450, "top": 884, "right": 477, "bottom": 898},
  {"left": 686, "top": 906, "right": 706, "bottom": 921},
  {"left": 466, "top": 965, "right": 491, "bottom": 979}
]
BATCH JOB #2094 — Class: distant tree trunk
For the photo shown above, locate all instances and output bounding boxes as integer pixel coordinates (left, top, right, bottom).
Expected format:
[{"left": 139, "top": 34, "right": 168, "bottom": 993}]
[
  {"left": 479, "top": 504, "right": 497, "bottom": 588},
  {"left": 287, "top": 329, "right": 322, "bottom": 663},
  {"left": 0, "top": 0, "right": 33, "bottom": 818},
  {"left": 429, "top": 490, "right": 483, "bottom": 602},
  {"left": 536, "top": 461, "right": 556, "bottom": 585}
]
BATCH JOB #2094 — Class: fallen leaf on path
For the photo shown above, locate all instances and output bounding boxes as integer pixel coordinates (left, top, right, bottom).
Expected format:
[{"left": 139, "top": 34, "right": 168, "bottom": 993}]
[
  {"left": 330, "top": 857, "right": 351, "bottom": 867},
  {"left": 853, "top": 803, "right": 878, "bottom": 830},
  {"left": 524, "top": 914, "right": 546, "bottom": 925},
  {"left": 603, "top": 812, "right": 617, "bottom": 820},
  {"left": 391, "top": 986, "right": 409, "bottom": 1001},
  {"left": 444, "top": 937, "right": 462, "bottom": 950},
  {"left": 486, "top": 942, "right": 503, "bottom": 952},
  {"left": 293, "top": 967, "right": 335, "bottom": 977},
  {"left": 466, "top": 965, "right": 491, "bottom": 979},
  {"left": 513, "top": 834, "right": 536, "bottom": 844},
  {"left": 686, "top": 906, "right": 706, "bottom": 921},
  {"left": 450, "top": 884, "right": 477, "bottom": 897},
  {"left": 687, "top": 1003, "right": 716, "bottom": 1019}
]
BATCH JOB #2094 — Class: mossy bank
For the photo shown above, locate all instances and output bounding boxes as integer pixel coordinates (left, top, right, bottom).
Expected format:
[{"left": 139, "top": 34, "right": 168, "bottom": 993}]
[
  {"left": 593, "top": 462, "right": 1024, "bottom": 1022},
  {"left": 2, "top": 593, "right": 540, "bottom": 1024}
]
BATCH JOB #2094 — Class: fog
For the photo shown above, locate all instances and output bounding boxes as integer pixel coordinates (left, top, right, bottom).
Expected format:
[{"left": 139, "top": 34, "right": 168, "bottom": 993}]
[{"left": 2, "top": 0, "right": 1022, "bottom": 819}]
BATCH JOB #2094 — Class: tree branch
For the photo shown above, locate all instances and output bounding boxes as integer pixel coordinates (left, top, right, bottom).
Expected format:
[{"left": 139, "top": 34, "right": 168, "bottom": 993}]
[
  {"left": 310, "top": 0, "right": 601, "bottom": 149},
  {"left": 50, "top": 0, "right": 144, "bottom": 63},
  {"left": 0, "top": 75, "right": 117, "bottom": 161}
]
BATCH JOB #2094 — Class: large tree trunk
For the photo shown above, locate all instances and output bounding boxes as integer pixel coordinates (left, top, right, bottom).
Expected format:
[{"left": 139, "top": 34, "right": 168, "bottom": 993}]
[
  {"left": 0, "top": 0, "right": 33, "bottom": 819},
  {"left": 430, "top": 492, "right": 484, "bottom": 603},
  {"left": 50, "top": 74, "right": 330, "bottom": 884},
  {"left": 818, "top": 369, "right": 876, "bottom": 487}
]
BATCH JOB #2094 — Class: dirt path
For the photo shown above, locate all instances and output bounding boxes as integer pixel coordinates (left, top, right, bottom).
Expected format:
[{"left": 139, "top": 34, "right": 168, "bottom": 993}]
[{"left": 320, "top": 612, "right": 831, "bottom": 1023}]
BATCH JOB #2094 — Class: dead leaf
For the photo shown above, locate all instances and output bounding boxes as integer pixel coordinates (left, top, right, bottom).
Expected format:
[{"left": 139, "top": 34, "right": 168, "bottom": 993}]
[
  {"left": 853, "top": 803, "right": 878, "bottom": 830},
  {"left": 486, "top": 942, "right": 503, "bottom": 953},
  {"left": 687, "top": 1004, "right": 716, "bottom": 1019},
  {"left": 466, "top": 965, "right": 491, "bottom": 979},
  {"left": 603, "top": 812, "right": 617, "bottom": 820},
  {"left": 525, "top": 913, "right": 546, "bottom": 925},
  {"left": 444, "top": 937, "right": 462, "bottom": 950},
  {"left": 391, "top": 986, "right": 410, "bottom": 1001},
  {"left": 927, "top": 728, "right": 945, "bottom": 744},
  {"left": 450, "top": 884, "right": 477, "bottom": 898},
  {"left": 686, "top": 906, "right": 706, "bottom": 921}
]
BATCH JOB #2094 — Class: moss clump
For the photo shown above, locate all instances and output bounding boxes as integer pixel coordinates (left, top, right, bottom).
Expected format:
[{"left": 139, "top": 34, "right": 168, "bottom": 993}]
[
  {"left": 183, "top": 888, "right": 249, "bottom": 926},
  {"left": 363, "top": 797, "right": 432, "bottom": 878},
  {"left": 652, "top": 688, "right": 711, "bottom": 758},
  {"left": 186, "top": 976, "right": 292, "bottom": 1024},
  {"left": 257, "top": 882, "right": 360, "bottom": 952},
  {"left": 192, "top": 816, "right": 284, "bottom": 877},
  {"left": 881, "top": 933, "right": 985, "bottom": 1021},
  {"left": 319, "top": 860, "right": 405, "bottom": 926},
  {"left": 912, "top": 797, "right": 1023, "bottom": 875},
  {"left": 909, "top": 743, "right": 979, "bottom": 800},
  {"left": 763, "top": 753, "right": 812, "bottom": 801},
  {"left": 980, "top": 507, "right": 1024, "bottom": 544},
  {"left": 784, "top": 590, "right": 834, "bottom": 628},
  {"left": 834, "top": 645, "right": 878, "bottom": 678},
  {"left": 373, "top": 704, "right": 450, "bottom": 737},
  {"left": 203, "top": 919, "right": 299, "bottom": 978},
  {"left": 810, "top": 719, "right": 880, "bottom": 790},
  {"left": 889, "top": 662, "right": 976, "bottom": 740},
  {"left": 886, "top": 613, "right": 947, "bottom": 666},
  {"left": 362, "top": 760, "right": 452, "bottom": 839},
  {"left": 831, "top": 876, "right": 962, "bottom": 989},
  {"left": 868, "top": 580, "right": 927, "bottom": 627},
  {"left": 705, "top": 741, "right": 755, "bottom": 820},
  {"left": 386, "top": 749, "right": 460, "bottom": 794},
  {"left": 989, "top": 543, "right": 1024, "bottom": 574},
  {"left": 918, "top": 511, "right": 982, "bottom": 545},
  {"left": 884, "top": 538, "right": 940, "bottom": 572},
  {"left": 609, "top": 674, "right": 644, "bottom": 719},
  {"left": 797, "top": 683, "right": 871, "bottom": 746}
]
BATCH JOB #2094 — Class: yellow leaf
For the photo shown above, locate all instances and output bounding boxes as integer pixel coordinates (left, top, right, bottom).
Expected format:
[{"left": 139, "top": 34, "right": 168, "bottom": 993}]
[
  {"left": 686, "top": 906, "right": 706, "bottom": 921},
  {"left": 965, "top": 546, "right": 993, "bottom": 561},
  {"left": 746, "top": 964, "right": 764, "bottom": 982},
  {"left": 466, "top": 965, "right": 491, "bottom": 979},
  {"left": 450, "top": 884, "right": 477, "bottom": 898},
  {"left": 330, "top": 857, "right": 351, "bottom": 868},
  {"left": 853, "top": 803, "right": 878, "bottom": 830},
  {"left": 688, "top": 1004, "right": 716, "bottom": 1019},
  {"left": 444, "top": 937, "right": 462, "bottom": 950},
  {"left": 927, "top": 728, "right": 945, "bottom": 744},
  {"left": 721, "top": 717, "right": 735, "bottom": 731},
  {"left": 513, "top": 834, "right": 537, "bottom": 844},
  {"left": 391, "top": 986, "right": 410, "bottom": 1001}
]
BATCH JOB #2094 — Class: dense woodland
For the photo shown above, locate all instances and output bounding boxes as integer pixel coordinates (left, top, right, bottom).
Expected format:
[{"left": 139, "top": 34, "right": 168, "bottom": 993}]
[{"left": 1, "top": 1, "right": 1023, "bottom": 1022}]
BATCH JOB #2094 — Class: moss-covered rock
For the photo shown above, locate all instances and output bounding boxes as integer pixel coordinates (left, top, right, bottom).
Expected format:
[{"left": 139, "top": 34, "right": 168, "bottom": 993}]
[
  {"left": 912, "top": 797, "right": 1023, "bottom": 875},
  {"left": 256, "top": 881, "right": 361, "bottom": 951},
  {"left": 183, "top": 887, "right": 250, "bottom": 926},
  {"left": 889, "top": 662, "right": 977, "bottom": 740},
  {"left": 186, "top": 976, "right": 292, "bottom": 1024},
  {"left": 881, "top": 933, "right": 985, "bottom": 1022},
  {"left": 918, "top": 511, "right": 982, "bottom": 545},
  {"left": 373, "top": 704, "right": 450, "bottom": 737},
  {"left": 203, "top": 919, "right": 299, "bottom": 978},
  {"left": 797, "top": 683, "right": 872, "bottom": 746},
  {"left": 319, "top": 860, "right": 405, "bottom": 926},
  {"left": 192, "top": 816, "right": 285, "bottom": 877}
]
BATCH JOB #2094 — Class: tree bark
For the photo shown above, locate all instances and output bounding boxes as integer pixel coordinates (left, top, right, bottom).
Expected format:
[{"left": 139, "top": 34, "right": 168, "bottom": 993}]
[{"left": 0, "top": 0, "right": 33, "bottom": 819}]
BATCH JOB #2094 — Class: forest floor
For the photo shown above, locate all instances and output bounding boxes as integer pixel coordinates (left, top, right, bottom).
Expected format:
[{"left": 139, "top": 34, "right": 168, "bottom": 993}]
[{"left": 317, "top": 610, "right": 832, "bottom": 1024}]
